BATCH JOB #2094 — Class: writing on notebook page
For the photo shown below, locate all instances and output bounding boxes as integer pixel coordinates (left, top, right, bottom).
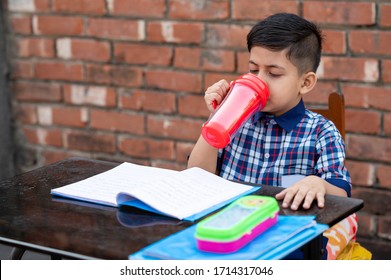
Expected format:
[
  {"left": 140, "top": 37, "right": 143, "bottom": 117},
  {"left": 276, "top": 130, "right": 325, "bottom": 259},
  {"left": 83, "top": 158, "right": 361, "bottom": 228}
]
[{"left": 51, "top": 162, "right": 259, "bottom": 221}]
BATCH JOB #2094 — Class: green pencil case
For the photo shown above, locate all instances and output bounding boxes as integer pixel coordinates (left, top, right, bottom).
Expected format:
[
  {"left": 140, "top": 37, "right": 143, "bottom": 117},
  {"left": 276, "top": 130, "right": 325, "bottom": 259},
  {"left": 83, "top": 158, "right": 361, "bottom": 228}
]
[{"left": 195, "top": 195, "right": 279, "bottom": 253}]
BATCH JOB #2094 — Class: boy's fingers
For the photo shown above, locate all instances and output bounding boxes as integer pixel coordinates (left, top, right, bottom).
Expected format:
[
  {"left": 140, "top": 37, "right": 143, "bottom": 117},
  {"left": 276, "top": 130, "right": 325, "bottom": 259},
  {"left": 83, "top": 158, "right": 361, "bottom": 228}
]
[
  {"left": 205, "top": 93, "right": 222, "bottom": 111},
  {"left": 205, "top": 80, "right": 230, "bottom": 111},
  {"left": 290, "top": 192, "right": 304, "bottom": 210},
  {"left": 275, "top": 190, "right": 285, "bottom": 200},
  {"left": 278, "top": 189, "right": 296, "bottom": 209},
  {"left": 302, "top": 191, "right": 316, "bottom": 209},
  {"left": 316, "top": 193, "right": 325, "bottom": 208}
]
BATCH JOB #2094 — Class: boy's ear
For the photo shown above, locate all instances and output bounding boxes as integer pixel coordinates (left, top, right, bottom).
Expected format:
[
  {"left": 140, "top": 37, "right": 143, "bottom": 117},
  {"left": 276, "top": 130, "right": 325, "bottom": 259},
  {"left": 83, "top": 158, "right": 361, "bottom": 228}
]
[{"left": 299, "top": 72, "right": 317, "bottom": 95}]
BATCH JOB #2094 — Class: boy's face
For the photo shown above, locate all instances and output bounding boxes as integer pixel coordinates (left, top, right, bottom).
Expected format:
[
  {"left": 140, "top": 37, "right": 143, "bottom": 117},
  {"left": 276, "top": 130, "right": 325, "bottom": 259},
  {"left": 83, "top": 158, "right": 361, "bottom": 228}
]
[{"left": 248, "top": 46, "right": 315, "bottom": 116}]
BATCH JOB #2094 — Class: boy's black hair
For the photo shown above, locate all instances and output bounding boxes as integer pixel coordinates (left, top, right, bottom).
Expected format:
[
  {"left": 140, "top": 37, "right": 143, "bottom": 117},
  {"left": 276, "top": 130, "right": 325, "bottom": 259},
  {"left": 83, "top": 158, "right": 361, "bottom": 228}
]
[{"left": 247, "top": 13, "right": 323, "bottom": 74}]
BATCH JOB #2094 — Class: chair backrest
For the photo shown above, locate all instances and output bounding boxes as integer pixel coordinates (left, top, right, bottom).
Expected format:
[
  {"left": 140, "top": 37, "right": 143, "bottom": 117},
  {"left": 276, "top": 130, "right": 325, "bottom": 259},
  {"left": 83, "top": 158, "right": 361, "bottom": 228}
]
[{"left": 309, "top": 92, "right": 345, "bottom": 140}]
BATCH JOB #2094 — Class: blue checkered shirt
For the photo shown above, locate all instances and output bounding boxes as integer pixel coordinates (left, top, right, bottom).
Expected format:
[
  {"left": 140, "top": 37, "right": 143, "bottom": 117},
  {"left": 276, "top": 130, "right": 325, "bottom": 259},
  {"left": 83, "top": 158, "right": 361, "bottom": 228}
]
[{"left": 218, "top": 99, "right": 352, "bottom": 197}]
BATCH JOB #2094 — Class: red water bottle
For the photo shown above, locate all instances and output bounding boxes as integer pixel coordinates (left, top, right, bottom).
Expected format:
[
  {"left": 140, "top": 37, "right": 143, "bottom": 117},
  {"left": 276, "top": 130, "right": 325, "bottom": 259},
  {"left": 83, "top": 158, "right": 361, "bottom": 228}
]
[{"left": 202, "top": 74, "right": 269, "bottom": 148}]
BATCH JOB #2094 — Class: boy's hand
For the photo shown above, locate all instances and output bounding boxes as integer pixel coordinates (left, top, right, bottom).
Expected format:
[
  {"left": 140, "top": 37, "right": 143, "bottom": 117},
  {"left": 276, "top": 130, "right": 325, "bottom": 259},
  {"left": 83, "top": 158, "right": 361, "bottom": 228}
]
[
  {"left": 204, "top": 79, "right": 230, "bottom": 113},
  {"left": 275, "top": 175, "right": 326, "bottom": 210}
]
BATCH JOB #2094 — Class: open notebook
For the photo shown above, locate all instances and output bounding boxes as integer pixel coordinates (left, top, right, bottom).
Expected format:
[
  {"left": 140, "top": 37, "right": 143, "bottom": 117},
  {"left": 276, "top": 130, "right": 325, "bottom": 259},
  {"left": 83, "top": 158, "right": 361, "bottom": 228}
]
[{"left": 51, "top": 162, "right": 259, "bottom": 221}]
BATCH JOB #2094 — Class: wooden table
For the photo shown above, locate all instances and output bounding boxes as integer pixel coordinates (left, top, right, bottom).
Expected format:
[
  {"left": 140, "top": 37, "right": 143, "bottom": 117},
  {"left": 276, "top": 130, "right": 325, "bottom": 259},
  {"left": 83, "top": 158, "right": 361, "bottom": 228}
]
[{"left": 0, "top": 157, "right": 363, "bottom": 260}]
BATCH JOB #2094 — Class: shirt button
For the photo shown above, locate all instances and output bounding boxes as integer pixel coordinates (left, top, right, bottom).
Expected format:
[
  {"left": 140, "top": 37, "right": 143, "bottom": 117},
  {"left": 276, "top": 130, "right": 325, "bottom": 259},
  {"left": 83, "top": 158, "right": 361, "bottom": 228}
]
[{"left": 265, "top": 153, "right": 270, "bottom": 159}]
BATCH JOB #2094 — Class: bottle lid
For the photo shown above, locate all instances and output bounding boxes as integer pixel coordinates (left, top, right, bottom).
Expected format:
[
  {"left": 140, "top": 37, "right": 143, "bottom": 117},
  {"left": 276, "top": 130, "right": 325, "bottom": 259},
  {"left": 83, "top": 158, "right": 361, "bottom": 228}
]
[
  {"left": 201, "top": 121, "right": 230, "bottom": 148},
  {"left": 235, "top": 74, "right": 270, "bottom": 106}
]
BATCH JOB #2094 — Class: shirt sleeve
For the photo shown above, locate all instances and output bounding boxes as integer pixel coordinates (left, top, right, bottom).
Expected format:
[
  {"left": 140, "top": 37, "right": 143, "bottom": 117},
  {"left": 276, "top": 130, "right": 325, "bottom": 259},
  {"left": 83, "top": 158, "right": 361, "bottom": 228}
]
[{"left": 315, "top": 120, "right": 352, "bottom": 197}]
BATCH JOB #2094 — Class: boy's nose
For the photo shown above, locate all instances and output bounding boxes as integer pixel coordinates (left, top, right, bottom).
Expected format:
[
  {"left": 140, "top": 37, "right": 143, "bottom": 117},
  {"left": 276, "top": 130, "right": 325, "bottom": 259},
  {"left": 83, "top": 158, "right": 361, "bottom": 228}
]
[{"left": 254, "top": 73, "right": 269, "bottom": 87}]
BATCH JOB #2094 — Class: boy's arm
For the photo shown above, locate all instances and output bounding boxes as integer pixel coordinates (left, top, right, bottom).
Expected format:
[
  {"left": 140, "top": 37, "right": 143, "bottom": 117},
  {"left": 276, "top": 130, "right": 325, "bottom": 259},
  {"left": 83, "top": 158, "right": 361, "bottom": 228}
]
[
  {"left": 276, "top": 119, "right": 350, "bottom": 211},
  {"left": 275, "top": 175, "right": 347, "bottom": 210},
  {"left": 188, "top": 79, "right": 231, "bottom": 173},
  {"left": 187, "top": 135, "right": 219, "bottom": 173}
]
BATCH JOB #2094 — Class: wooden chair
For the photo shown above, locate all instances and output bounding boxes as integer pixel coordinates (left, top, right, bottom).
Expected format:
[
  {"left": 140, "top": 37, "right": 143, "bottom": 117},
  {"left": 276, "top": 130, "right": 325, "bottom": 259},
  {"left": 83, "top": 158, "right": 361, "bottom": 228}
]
[
  {"left": 308, "top": 92, "right": 372, "bottom": 259},
  {"left": 309, "top": 92, "right": 345, "bottom": 140}
]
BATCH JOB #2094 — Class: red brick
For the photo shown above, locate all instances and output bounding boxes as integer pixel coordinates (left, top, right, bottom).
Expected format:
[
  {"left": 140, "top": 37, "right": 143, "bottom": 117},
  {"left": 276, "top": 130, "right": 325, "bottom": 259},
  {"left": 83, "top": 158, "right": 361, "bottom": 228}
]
[
  {"left": 345, "top": 109, "right": 381, "bottom": 135},
  {"left": 42, "top": 150, "right": 75, "bottom": 165},
  {"left": 150, "top": 139, "right": 175, "bottom": 160},
  {"left": 23, "top": 127, "right": 62, "bottom": 147},
  {"left": 119, "top": 137, "right": 175, "bottom": 160},
  {"left": 201, "top": 49, "right": 235, "bottom": 72},
  {"left": 88, "top": 18, "right": 144, "bottom": 40},
  {"left": 174, "top": 47, "right": 200, "bottom": 69},
  {"left": 9, "top": 15, "right": 32, "bottom": 34},
  {"left": 322, "top": 30, "right": 346, "bottom": 54},
  {"left": 63, "top": 85, "right": 116, "bottom": 107},
  {"left": 130, "top": 159, "right": 151, "bottom": 167},
  {"left": 346, "top": 135, "right": 391, "bottom": 163},
  {"left": 319, "top": 57, "right": 379, "bottom": 82},
  {"left": 152, "top": 161, "right": 185, "bottom": 171},
  {"left": 12, "top": 81, "right": 62, "bottom": 102},
  {"left": 342, "top": 84, "right": 391, "bottom": 111},
  {"left": 304, "top": 81, "right": 338, "bottom": 105},
  {"left": 34, "top": 0, "right": 51, "bottom": 11},
  {"left": 86, "top": 64, "right": 142, "bottom": 87},
  {"left": 345, "top": 160, "right": 375, "bottom": 187},
  {"left": 384, "top": 114, "right": 391, "bottom": 136},
  {"left": 65, "top": 131, "right": 116, "bottom": 153},
  {"left": 147, "top": 21, "right": 204, "bottom": 44},
  {"left": 237, "top": 51, "right": 250, "bottom": 73},
  {"left": 174, "top": 47, "right": 235, "bottom": 72},
  {"left": 349, "top": 31, "right": 391, "bottom": 55},
  {"left": 206, "top": 24, "right": 250, "bottom": 49},
  {"left": 147, "top": 116, "right": 203, "bottom": 141},
  {"left": 380, "top": 4, "right": 391, "bottom": 27},
  {"left": 204, "top": 73, "right": 239, "bottom": 91},
  {"left": 119, "top": 89, "right": 176, "bottom": 114},
  {"left": 118, "top": 137, "right": 148, "bottom": 158},
  {"left": 170, "top": 0, "right": 229, "bottom": 20},
  {"left": 114, "top": 43, "right": 172, "bottom": 66},
  {"left": 52, "top": 107, "right": 88, "bottom": 128},
  {"left": 353, "top": 188, "right": 391, "bottom": 215},
  {"left": 14, "top": 104, "right": 37, "bottom": 124},
  {"left": 232, "top": 0, "right": 299, "bottom": 20},
  {"left": 57, "top": 38, "right": 111, "bottom": 62},
  {"left": 377, "top": 165, "right": 391, "bottom": 189},
  {"left": 90, "top": 110, "right": 145, "bottom": 134},
  {"left": 22, "top": 127, "right": 45, "bottom": 146},
  {"left": 34, "top": 15, "right": 84, "bottom": 36},
  {"left": 378, "top": 216, "right": 391, "bottom": 240},
  {"left": 145, "top": 70, "right": 202, "bottom": 93},
  {"left": 176, "top": 142, "right": 195, "bottom": 163},
  {"left": 53, "top": 0, "right": 106, "bottom": 15},
  {"left": 35, "top": 61, "right": 84, "bottom": 81},
  {"left": 111, "top": 0, "right": 165, "bottom": 17},
  {"left": 11, "top": 60, "right": 34, "bottom": 79},
  {"left": 303, "top": 1, "right": 375, "bottom": 26},
  {"left": 355, "top": 212, "right": 376, "bottom": 237},
  {"left": 382, "top": 59, "right": 391, "bottom": 83},
  {"left": 16, "top": 37, "right": 54, "bottom": 58},
  {"left": 178, "top": 95, "right": 209, "bottom": 118}
]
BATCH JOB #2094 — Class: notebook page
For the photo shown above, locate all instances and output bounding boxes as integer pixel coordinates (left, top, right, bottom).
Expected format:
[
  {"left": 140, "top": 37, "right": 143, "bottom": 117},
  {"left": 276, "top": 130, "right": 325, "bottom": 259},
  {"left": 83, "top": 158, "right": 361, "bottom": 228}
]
[
  {"left": 116, "top": 167, "right": 256, "bottom": 220},
  {"left": 50, "top": 162, "right": 179, "bottom": 206}
]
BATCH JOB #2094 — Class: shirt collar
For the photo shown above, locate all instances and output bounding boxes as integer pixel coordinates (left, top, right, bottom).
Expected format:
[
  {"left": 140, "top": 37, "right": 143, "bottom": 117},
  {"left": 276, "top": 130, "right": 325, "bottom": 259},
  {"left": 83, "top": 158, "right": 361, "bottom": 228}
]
[{"left": 252, "top": 99, "right": 305, "bottom": 132}]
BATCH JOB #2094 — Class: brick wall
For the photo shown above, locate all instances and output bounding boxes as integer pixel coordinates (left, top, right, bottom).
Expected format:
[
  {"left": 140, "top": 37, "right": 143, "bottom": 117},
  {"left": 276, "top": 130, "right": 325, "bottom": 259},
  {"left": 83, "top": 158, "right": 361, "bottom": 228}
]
[{"left": 3, "top": 0, "right": 391, "bottom": 258}]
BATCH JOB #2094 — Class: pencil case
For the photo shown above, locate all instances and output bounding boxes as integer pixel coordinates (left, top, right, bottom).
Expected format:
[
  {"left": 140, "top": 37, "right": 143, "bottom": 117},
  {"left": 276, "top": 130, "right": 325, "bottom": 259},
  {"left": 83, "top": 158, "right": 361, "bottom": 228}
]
[{"left": 195, "top": 195, "right": 279, "bottom": 253}]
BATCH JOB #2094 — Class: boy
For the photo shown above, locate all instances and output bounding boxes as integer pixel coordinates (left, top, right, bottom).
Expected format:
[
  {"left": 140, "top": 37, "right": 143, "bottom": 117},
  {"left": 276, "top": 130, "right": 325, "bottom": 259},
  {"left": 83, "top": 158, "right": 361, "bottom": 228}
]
[{"left": 188, "top": 13, "right": 354, "bottom": 259}]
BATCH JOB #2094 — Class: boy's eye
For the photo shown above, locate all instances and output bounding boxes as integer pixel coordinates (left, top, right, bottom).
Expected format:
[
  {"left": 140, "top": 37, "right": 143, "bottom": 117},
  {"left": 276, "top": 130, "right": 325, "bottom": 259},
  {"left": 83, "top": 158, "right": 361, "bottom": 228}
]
[
  {"left": 268, "top": 72, "right": 282, "bottom": 78},
  {"left": 249, "top": 69, "right": 259, "bottom": 74}
]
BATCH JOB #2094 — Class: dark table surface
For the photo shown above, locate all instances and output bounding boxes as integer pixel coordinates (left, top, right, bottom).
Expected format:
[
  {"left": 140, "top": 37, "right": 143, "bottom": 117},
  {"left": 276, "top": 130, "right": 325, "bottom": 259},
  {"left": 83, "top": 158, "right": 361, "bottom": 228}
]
[{"left": 0, "top": 157, "right": 363, "bottom": 260}]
